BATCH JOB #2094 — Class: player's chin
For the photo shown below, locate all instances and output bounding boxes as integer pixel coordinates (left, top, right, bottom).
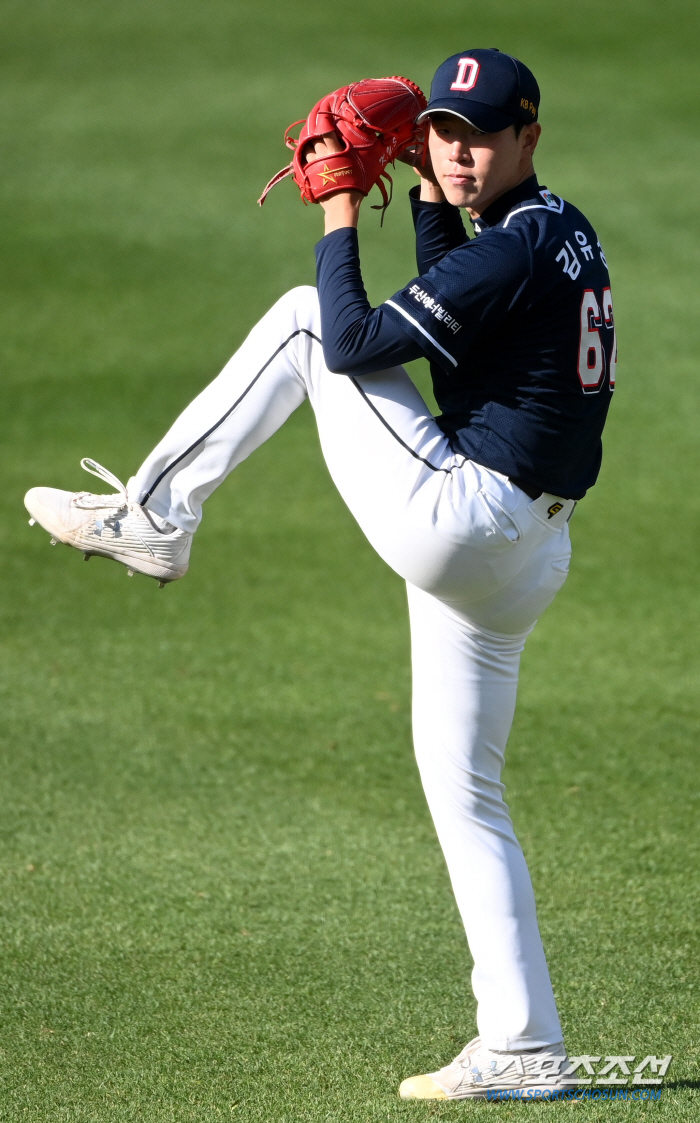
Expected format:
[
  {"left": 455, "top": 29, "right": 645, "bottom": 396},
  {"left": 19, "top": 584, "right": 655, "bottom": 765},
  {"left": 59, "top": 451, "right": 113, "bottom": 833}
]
[{"left": 441, "top": 182, "right": 478, "bottom": 208}]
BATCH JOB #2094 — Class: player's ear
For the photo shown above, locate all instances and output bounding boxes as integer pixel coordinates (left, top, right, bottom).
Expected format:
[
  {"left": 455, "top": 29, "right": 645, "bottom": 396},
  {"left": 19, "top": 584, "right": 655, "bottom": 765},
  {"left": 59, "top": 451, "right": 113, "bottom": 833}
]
[{"left": 521, "top": 122, "right": 541, "bottom": 155}]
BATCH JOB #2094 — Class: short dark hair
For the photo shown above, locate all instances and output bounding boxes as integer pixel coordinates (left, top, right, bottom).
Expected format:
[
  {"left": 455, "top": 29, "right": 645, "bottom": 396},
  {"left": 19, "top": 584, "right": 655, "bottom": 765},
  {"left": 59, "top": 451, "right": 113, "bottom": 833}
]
[
  {"left": 433, "top": 113, "right": 530, "bottom": 135},
  {"left": 427, "top": 114, "right": 530, "bottom": 137}
]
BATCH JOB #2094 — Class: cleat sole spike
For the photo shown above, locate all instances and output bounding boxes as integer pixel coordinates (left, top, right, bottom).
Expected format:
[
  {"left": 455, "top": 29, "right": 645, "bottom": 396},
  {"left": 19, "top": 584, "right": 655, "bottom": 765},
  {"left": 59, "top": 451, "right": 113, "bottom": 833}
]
[
  {"left": 28, "top": 518, "right": 36, "bottom": 526},
  {"left": 83, "top": 554, "right": 91, "bottom": 561},
  {"left": 49, "top": 537, "right": 58, "bottom": 546},
  {"left": 127, "top": 569, "right": 134, "bottom": 577},
  {"left": 158, "top": 580, "right": 166, "bottom": 589}
]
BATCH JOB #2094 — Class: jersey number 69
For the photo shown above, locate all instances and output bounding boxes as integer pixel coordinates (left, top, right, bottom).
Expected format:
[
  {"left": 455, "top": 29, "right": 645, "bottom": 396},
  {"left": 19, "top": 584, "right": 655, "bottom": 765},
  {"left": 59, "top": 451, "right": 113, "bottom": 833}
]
[{"left": 578, "top": 288, "right": 616, "bottom": 393}]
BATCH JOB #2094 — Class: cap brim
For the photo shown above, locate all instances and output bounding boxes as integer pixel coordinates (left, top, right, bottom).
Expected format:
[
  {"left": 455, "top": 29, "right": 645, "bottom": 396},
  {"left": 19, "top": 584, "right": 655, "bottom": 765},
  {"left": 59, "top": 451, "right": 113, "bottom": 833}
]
[{"left": 416, "top": 98, "right": 517, "bottom": 133}]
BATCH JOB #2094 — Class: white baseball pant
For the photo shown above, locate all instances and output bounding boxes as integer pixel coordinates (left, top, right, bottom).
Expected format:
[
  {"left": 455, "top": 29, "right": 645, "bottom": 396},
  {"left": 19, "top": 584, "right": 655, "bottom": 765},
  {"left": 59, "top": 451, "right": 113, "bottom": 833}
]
[{"left": 129, "top": 286, "right": 573, "bottom": 1051}]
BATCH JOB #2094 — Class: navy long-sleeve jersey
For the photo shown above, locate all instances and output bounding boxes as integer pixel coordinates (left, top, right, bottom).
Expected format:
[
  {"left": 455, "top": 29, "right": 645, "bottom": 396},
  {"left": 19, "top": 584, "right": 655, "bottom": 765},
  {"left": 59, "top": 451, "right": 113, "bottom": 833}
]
[{"left": 314, "top": 176, "right": 616, "bottom": 499}]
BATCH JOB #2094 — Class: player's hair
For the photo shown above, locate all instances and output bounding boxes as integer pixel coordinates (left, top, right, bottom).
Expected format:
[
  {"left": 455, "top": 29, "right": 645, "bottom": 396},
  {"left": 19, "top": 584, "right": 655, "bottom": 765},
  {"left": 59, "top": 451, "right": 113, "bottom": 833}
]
[{"left": 427, "top": 114, "right": 530, "bottom": 137}]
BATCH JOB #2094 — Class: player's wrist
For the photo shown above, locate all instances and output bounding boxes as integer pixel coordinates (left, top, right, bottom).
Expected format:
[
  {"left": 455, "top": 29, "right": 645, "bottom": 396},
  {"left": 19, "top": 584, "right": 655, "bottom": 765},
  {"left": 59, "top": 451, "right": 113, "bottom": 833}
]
[
  {"left": 320, "top": 190, "right": 363, "bottom": 234},
  {"left": 419, "top": 179, "right": 446, "bottom": 204}
]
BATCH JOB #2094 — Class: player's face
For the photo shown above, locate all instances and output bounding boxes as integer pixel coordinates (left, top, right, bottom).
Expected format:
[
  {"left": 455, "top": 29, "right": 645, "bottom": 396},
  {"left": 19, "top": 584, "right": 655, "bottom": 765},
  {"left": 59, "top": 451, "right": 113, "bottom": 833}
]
[{"left": 427, "top": 116, "right": 540, "bottom": 215}]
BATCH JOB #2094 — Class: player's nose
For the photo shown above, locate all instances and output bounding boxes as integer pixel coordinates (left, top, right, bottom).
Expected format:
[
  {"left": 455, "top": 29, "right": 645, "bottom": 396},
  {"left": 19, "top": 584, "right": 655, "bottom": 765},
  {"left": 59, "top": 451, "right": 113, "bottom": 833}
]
[{"left": 449, "top": 140, "right": 472, "bottom": 163}]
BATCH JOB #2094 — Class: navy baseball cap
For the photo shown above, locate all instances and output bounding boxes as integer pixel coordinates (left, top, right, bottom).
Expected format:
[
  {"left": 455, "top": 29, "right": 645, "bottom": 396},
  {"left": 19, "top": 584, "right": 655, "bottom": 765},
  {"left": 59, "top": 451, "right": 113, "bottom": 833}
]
[{"left": 417, "top": 48, "right": 539, "bottom": 133}]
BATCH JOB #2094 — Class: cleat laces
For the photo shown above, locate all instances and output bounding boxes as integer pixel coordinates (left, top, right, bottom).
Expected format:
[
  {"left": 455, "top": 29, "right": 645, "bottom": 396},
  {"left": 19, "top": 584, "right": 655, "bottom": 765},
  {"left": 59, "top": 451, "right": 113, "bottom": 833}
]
[{"left": 73, "top": 458, "right": 129, "bottom": 512}]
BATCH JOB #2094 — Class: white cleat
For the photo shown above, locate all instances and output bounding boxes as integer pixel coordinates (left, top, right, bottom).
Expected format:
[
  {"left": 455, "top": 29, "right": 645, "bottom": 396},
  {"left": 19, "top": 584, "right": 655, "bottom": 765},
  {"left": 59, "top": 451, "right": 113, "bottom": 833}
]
[
  {"left": 24, "top": 458, "right": 192, "bottom": 585},
  {"left": 399, "top": 1037, "right": 578, "bottom": 1101}
]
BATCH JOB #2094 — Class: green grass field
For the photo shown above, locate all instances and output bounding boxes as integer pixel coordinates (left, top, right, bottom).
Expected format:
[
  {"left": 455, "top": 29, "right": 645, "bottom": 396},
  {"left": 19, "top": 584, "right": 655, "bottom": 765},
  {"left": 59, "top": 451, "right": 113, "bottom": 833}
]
[{"left": 1, "top": 0, "right": 699, "bottom": 1118}]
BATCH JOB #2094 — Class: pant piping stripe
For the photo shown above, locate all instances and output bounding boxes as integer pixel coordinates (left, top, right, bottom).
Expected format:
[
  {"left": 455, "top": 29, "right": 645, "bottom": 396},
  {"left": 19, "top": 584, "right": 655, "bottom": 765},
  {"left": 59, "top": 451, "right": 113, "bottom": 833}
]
[
  {"left": 141, "top": 329, "right": 465, "bottom": 505},
  {"left": 349, "top": 376, "right": 465, "bottom": 475},
  {"left": 140, "top": 328, "right": 322, "bottom": 504}
]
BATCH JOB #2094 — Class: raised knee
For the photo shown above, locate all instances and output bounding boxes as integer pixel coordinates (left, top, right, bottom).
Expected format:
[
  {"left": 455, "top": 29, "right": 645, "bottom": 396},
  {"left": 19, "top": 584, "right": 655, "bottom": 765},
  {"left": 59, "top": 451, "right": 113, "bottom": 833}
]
[
  {"left": 289, "top": 284, "right": 317, "bottom": 302},
  {"left": 268, "top": 286, "right": 319, "bottom": 336},
  {"left": 277, "top": 285, "right": 319, "bottom": 316}
]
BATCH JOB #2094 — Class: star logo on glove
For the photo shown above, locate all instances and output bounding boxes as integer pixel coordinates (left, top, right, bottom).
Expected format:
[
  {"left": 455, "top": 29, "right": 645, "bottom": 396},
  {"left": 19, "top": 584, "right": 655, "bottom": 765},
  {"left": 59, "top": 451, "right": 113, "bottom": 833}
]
[{"left": 317, "top": 163, "right": 354, "bottom": 185}]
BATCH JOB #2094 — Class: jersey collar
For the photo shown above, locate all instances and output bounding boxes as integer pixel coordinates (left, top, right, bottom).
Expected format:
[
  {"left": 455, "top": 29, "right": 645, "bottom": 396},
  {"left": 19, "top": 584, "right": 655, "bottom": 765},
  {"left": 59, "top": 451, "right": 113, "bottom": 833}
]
[{"left": 470, "top": 174, "right": 540, "bottom": 233}]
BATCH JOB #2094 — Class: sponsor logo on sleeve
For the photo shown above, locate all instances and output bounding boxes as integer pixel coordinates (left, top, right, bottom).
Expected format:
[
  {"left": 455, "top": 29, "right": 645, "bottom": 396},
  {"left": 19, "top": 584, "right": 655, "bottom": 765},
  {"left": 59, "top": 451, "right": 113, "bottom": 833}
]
[{"left": 407, "top": 284, "right": 462, "bottom": 335}]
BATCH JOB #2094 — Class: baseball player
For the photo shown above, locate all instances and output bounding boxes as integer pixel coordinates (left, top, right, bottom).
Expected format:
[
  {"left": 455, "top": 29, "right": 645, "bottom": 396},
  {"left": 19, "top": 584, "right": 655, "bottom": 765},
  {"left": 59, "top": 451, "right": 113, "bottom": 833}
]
[{"left": 25, "top": 50, "right": 616, "bottom": 1099}]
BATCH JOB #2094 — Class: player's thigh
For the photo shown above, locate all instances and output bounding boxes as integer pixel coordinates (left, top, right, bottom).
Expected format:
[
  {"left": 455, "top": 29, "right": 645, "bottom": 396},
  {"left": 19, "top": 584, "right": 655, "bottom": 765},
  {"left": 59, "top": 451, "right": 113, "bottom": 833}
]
[
  {"left": 305, "top": 359, "right": 461, "bottom": 573},
  {"left": 304, "top": 362, "right": 556, "bottom": 602}
]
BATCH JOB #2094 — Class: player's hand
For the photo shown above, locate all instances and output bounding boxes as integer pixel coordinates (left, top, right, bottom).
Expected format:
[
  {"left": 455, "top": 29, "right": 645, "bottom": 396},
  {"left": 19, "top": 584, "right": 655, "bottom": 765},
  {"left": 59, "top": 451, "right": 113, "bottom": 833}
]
[
  {"left": 397, "top": 127, "right": 446, "bottom": 203},
  {"left": 396, "top": 129, "right": 436, "bottom": 179},
  {"left": 304, "top": 130, "right": 344, "bottom": 162},
  {"left": 306, "top": 131, "right": 364, "bottom": 233}
]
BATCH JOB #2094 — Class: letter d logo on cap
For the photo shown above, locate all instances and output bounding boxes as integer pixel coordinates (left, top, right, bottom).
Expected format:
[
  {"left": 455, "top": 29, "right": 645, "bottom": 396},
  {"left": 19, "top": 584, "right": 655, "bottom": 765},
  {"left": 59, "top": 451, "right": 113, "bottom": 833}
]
[{"left": 450, "top": 58, "right": 480, "bottom": 91}]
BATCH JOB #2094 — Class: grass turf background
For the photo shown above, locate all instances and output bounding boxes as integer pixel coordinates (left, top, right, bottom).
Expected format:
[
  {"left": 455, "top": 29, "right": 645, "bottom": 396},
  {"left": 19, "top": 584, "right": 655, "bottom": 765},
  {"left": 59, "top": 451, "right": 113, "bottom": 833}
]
[{"left": 1, "top": 0, "right": 699, "bottom": 1118}]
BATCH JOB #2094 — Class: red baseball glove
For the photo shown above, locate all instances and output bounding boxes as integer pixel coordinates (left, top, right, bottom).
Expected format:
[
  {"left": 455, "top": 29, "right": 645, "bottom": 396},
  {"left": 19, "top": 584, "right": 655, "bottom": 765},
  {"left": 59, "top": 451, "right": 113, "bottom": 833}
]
[{"left": 257, "top": 76, "right": 427, "bottom": 221}]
